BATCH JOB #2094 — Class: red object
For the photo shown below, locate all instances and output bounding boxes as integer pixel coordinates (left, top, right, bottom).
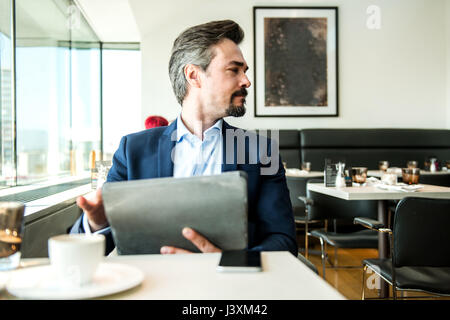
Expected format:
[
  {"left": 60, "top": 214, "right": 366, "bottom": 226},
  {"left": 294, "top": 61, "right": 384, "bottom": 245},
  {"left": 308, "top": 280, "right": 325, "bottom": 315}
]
[{"left": 145, "top": 116, "right": 169, "bottom": 129}]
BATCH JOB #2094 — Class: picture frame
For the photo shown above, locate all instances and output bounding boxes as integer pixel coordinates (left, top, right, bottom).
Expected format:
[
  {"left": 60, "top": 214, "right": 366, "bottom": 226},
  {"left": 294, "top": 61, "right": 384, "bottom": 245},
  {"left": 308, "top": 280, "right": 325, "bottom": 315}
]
[{"left": 253, "top": 7, "right": 339, "bottom": 117}]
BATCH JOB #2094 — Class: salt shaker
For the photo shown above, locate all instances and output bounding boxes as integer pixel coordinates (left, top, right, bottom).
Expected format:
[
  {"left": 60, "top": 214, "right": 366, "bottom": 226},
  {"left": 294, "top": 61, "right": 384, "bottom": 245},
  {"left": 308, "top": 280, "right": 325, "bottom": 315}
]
[
  {"left": 430, "top": 158, "right": 437, "bottom": 172},
  {"left": 335, "top": 162, "right": 346, "bottom": 188}
]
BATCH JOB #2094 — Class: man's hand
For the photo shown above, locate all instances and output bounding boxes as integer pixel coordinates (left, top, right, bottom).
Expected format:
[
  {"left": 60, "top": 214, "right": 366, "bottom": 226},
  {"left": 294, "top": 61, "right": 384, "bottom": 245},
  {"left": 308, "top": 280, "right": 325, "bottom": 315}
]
[
  {"left": 160, "top": 227, "right": 221, "bottom": 254},
  {"left": 76, "top": 188, "right": 108, "bottom": 232}
]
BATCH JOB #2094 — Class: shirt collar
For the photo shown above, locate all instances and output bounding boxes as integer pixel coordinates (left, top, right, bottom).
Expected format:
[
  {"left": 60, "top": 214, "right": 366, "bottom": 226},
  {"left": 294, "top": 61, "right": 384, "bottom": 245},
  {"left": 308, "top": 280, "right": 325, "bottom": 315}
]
[{"left": 176, "top": 114, "right": 223, "bottom": 143}]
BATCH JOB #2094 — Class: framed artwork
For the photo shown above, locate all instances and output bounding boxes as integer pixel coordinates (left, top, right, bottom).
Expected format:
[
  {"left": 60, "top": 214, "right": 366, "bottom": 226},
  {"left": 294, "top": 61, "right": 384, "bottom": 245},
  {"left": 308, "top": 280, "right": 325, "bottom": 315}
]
[{"left": 253, "top": 7, "right": 339, "bottom": 117}]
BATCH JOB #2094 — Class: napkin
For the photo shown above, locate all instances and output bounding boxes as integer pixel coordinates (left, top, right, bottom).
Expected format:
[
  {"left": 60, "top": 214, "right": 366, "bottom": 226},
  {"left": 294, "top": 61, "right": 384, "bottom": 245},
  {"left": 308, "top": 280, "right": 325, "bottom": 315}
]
[
  {"left": 366, "top": 177, "right": 381, "bottom": 185},
  {"left": 374, "top": 183, "right": 424, "bottom": 192}
]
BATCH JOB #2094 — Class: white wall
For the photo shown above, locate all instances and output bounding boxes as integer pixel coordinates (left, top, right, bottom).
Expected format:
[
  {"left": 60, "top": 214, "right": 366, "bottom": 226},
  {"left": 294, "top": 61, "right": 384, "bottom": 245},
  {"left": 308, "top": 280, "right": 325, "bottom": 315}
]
[
  {"left": 130, "top": 0, "right": 448, "bottom": 130},
  {"left": 446, "top": 0, "right": 450, "bottom": 129}
]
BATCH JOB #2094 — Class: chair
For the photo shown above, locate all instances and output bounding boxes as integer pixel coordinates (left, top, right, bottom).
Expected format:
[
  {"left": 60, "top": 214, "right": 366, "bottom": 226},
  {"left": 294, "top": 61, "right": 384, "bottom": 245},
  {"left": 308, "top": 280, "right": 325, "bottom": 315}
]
[
  {"left": 356, "top": 197, "right": 450, "bottom": 300},
  {"left": 301, "top": 179, "right": 379, "bottom": 278},
  {"left": 297, "top": 252, "right": 319, "bottom": 275},
  {"left": 285, "top": 176, "right": 322, "bottom": 258}
]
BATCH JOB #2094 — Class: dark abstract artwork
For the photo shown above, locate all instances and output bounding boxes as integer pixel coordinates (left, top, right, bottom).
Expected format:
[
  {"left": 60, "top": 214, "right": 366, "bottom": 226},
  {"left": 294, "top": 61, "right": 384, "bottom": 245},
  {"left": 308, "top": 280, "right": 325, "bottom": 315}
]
[
  {"left": 264, "top": 18, "right": 327, "bottom": 107},
  {"left": 254, "top": 7, "right": 338, "bottom": 117}
]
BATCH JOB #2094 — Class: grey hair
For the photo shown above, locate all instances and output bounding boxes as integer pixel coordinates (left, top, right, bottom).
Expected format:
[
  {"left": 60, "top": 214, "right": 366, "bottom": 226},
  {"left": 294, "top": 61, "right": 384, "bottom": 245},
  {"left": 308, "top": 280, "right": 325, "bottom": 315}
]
[{"left": 169, "top": 20, "right": 244, "bottom": 105}]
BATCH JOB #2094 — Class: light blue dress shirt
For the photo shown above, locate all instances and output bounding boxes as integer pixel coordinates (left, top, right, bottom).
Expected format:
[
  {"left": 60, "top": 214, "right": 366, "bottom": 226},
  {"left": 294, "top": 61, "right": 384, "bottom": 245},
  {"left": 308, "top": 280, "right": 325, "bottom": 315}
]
[
  {"left": 173, "top": 115, "right": 223, "bottom": 178},
  {"left": 84, "top": 114, "right": 223, "bottom": 234}
]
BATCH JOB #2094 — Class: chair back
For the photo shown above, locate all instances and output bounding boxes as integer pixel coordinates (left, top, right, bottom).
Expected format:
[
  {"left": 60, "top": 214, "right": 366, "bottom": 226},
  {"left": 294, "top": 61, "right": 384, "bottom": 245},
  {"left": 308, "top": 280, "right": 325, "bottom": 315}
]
[
  {"left": 286, "top": 176, "right": 308, "bottom": 218},
  {"left": 393, "top": 197, "right": 450, "bottom": 268},
  {"left": 306, "top": 179, "right": 378, "bottom": 221}
]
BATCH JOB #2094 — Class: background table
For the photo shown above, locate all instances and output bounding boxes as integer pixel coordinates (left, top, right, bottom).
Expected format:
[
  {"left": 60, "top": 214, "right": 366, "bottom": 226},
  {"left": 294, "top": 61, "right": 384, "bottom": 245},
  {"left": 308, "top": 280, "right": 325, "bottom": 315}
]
[
  {"left": 1, "top": 252, "right": 345, "bottom": 300},
  {"left": 285, "top": 170, "right": 323, "bottom": 179},
  {"left": 307, "top": 182, "right": 450, "bottom": 297}
]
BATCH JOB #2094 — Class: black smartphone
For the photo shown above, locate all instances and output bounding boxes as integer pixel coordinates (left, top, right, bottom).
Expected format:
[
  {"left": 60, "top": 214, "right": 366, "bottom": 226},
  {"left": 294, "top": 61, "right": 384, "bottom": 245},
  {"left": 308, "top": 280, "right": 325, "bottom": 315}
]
[{"left": 216, "top": 250, "right": 262, "bottom": 272}]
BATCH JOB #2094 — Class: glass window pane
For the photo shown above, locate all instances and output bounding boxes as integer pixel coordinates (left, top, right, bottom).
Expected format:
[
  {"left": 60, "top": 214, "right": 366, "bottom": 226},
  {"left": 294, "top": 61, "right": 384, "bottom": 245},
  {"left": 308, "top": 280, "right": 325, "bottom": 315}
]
[
  {"left": 71, "top": 44, "right": 101, "bottom": 173},
  {"left": 102, "top": 48, "right": 141, "bottom": 161},
  {"left": 70, "top": 9, "right": 101, "bottom": 174},
  {"left": 15, "top": 0, "right": 72, "bottom": 185},
  {"left": 14, "top": 0, "right": 101, "bottom": 185},
  {"left": 0, "top": 0, "right": 14, "bottom": 188}
]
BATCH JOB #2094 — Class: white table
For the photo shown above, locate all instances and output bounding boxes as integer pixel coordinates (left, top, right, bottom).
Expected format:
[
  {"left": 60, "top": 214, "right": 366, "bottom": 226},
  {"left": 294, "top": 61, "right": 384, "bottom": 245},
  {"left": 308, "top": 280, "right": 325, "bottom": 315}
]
[
  {"left": 1, "top": 252, "right": 345, "bottom": 300},
  {"left": 307, "top": 182, "right": 450, "bottom": 297},
  {"left": 307, "top": 183, "right": 450, "bottom": 201}
]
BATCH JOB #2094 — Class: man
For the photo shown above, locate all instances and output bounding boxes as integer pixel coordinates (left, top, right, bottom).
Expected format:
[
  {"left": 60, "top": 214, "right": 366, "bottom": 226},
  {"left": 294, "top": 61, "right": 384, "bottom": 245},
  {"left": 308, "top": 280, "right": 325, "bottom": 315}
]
[{"left": 70, "top": 20, "right": 297, "bottom": 257}]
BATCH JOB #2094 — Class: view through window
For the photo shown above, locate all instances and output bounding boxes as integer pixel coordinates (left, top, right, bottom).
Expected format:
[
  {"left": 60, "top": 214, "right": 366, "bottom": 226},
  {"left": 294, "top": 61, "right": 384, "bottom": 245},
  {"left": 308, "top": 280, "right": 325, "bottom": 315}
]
[
  {"left": 102, "top": 45, "right": 141, "bottom": 161},
  {"left": 0, "top": 0, "right": 14, "bottom": 188},
  {"left": 0, "top": 0, "right": 140, "bottom": 189},
  {"left": 15, "top": 0, "right": 100, "bottom": 185}
]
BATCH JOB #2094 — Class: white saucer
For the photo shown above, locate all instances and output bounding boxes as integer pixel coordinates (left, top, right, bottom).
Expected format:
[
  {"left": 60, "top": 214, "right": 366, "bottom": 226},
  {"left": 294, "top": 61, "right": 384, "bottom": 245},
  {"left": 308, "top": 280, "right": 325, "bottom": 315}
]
[
  {"left": 6, "top": 262, "right": 144, "bottom": 299},
  {"left": 0, "top": 272, "right": 9, "bottom": 291}
]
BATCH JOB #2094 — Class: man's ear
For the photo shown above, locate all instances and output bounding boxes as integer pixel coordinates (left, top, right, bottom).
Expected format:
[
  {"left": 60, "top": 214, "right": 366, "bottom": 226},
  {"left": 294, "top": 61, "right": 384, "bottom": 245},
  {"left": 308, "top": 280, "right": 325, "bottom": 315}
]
[{"left": 184, "top": 64, "right": 202, "bottom": 88}]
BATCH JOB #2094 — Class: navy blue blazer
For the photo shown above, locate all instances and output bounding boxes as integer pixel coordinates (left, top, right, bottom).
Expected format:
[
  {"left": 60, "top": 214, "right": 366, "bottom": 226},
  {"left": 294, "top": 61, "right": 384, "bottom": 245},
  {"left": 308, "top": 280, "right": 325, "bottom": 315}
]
[{"left": 70, "top": 120, "right": 298, "bottom": 256}]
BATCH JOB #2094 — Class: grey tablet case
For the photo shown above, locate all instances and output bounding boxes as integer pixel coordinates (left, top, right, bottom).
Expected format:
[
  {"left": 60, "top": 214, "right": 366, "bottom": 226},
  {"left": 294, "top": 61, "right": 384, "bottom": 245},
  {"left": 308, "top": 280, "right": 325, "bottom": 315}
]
[{"left": 102, "top": 171, "right": 248, "bottom": 255}]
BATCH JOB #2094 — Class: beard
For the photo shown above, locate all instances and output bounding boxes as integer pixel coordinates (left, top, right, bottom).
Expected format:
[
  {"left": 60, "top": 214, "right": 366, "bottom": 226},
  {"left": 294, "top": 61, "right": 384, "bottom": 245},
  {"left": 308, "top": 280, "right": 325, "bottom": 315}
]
[{"left": 225, "top": 88, "right": 247, "bottom": 117}]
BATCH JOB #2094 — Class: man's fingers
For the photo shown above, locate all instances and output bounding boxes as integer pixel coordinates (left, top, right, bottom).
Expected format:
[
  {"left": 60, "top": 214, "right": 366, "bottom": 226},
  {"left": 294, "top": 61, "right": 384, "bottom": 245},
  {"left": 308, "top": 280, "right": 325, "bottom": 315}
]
[
  {"left": 95, "top": 188, "right": 103, "bottom": 203},
  {"left": 77, "top": 195, "right": 102, "bottom": 214},
  {"left": 160, "top": 246, "right": 192, "bottom": 254},
  {"left": 182, "top": 227, "right": 220, "bottom": 253},
  {"left": 76, "top": 196, "right": 93, "bottom": 211},
  {"left": 159, "top": 228, "right": 221, "bottom": 255},
  {"left": 76, "top": 193, "right": 107, "bottom": 231}
]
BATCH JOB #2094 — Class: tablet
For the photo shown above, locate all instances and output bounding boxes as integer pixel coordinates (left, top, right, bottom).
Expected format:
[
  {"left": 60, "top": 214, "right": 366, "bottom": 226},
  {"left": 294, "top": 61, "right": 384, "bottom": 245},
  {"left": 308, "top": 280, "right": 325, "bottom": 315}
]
[{"left": 102, "top": 171, "right": 248, "bottom": 255}]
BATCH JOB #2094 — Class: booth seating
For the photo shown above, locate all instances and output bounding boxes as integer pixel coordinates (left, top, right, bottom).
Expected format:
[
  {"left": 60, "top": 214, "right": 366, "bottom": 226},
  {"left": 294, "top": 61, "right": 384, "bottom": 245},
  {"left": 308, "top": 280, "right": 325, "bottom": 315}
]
[
  {"left": 277, "top": 127, "right": 450, "bottom": 205},
  {"left": 278, "top": 130, "right": 302, "bottom": 170},
  {"left": 273, "top": 128, "right": 450, "bottom": 184},
  {"left": 299, "top": 128, "right": 450, "bottom": 174},
  {"left": 275, "top": 128, "right": 450, "bottom": 256},
  {"left": 256, "top": 129, "right": 301, "bottom": 169}
]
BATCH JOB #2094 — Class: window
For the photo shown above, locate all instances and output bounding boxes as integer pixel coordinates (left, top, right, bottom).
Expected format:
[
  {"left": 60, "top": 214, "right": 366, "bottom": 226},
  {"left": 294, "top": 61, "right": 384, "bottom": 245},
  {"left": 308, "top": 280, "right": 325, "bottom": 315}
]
[
  {"left": 0, "top": 0, "right": 14, "bottom": 188},
  {"left": 0, "top": 0, "right": 141, "bottom": 191},
  {"left": 102, "top": 44, "right": 141, "bottom": 161},
  {"left": 70, "top": 15, "right": 101, "bottom": 177},
  {"left": 2, "top": 0, "right": 101, "bottom": 186}
]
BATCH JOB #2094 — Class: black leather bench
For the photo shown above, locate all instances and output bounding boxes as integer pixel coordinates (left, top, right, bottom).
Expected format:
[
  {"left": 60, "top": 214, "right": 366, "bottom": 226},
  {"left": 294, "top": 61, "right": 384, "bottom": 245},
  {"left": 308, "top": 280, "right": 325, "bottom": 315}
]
[
  {"left": 300, "top": 128, "right": 450, "bottom": 172},
  {"left": 272, "top": 128, "right": 450, "bottom": 222}
]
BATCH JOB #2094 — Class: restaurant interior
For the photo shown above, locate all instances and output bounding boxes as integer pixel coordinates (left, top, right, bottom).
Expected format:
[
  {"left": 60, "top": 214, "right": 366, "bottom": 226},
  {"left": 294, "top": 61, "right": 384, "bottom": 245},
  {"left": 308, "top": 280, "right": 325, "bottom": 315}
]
[{"left": 0, "top": 0, "right": 450, "bottom": 302}]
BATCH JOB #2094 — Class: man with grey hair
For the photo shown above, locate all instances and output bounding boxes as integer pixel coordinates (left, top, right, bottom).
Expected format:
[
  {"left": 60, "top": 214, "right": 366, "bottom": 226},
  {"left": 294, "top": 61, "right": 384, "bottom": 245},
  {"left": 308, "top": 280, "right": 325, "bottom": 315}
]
[{"left": 71, "top": 20, "right": 297, "bottom": 257}]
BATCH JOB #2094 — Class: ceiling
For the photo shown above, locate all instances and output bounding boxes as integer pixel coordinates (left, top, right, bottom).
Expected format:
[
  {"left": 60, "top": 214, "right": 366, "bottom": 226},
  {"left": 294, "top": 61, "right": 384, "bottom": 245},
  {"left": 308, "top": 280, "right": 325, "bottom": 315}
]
[{"left": 75, "top": 0, "right": 140, "bottom": 42}]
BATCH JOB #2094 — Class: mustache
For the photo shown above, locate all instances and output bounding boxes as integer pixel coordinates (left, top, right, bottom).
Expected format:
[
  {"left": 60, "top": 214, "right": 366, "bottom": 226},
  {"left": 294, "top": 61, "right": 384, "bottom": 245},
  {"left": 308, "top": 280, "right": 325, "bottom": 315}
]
[{"left": 231, "top": 88, "right": 248, "bottom": 99}]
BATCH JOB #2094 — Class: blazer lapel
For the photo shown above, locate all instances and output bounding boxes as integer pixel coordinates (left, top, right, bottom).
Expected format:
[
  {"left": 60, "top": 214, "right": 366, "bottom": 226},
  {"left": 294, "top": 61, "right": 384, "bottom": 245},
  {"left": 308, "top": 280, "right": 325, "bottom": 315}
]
[
  {"left": 221, "top": 120, "right": 238, "bottom": 172},
  {"left": 158, "top": 121, "right": 177, "bottom": 177}
]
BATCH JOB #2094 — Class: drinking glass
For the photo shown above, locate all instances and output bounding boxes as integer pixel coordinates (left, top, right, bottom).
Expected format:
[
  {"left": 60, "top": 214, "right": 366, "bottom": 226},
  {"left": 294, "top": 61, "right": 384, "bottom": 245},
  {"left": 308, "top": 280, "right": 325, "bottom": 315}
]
[
  {"left": 402, "top": 168, "right": 420, "bottom": 185},
  {"left": 301, "top": 162, "right": 311, "bottom": 172},
  {"left": 351, "top": 167, "right": 368, "bottom": 184},
  {"left": 96, "top": 161, "right": 112, "bottom": 189},
  {"left": 0, "top": 202, "right": 25, "bottom": 271}
]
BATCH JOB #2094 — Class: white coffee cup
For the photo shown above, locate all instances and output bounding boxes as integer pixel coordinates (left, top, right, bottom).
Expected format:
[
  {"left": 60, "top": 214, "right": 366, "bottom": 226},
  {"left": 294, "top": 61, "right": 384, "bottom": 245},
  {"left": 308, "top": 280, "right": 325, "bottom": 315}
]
[{"left": 48, "top": 234, "right": 105, "bottom": 288}]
